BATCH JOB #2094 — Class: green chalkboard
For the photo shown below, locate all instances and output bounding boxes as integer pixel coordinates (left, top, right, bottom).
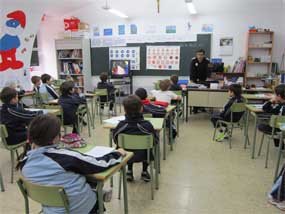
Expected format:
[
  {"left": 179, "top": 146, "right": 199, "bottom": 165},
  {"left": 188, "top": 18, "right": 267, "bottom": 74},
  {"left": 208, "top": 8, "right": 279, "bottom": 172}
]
[{"left": 91, "top": 34, "right": 211, "bottom": 77}]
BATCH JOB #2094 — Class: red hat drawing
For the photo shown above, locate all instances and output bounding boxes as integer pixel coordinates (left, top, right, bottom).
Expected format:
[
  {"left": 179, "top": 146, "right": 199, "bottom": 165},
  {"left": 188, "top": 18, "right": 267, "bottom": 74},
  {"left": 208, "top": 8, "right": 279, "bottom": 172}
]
[{"left": 7, "top": 10, "right": 26, "bottom": 28}]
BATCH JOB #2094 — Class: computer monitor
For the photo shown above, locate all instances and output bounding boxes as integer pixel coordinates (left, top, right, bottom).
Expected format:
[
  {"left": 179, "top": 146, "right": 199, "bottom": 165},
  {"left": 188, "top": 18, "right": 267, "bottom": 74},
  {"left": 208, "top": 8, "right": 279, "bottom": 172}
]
[{"left": 110, "top": 60, "right": 130, "bottom": 78}]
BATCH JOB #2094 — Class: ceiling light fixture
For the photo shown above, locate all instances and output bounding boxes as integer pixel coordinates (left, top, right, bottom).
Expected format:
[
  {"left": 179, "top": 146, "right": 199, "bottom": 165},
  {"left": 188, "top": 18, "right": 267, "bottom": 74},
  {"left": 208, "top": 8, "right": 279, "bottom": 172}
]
[
  {"left": 102, "top": 0, "right": 128, "bottom": 19},
  {"left": 185, "top": 0, "right": 197, "bottom": 14}
]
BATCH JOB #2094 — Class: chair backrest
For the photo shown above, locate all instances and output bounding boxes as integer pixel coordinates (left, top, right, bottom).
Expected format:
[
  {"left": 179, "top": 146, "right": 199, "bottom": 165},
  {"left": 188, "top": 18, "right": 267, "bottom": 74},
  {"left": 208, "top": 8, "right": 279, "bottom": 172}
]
[
  {"left": 230, "top": 102, "right": 246, "bottom": 113},
  {"left": 154, "top": 81, "right": 161, "bottom": 90},
  {"left": 17, "top": 177, "right": 69, "bottom": 213},
  {"left": 95, "top": 88, "right": 108, "bottom": 96},
  {"left": 172, "top": 90, "right": 182, "bottom": 96},
  {"left": 118, "top": 134, "right": 154, "bottom": 150},
  {"left": 269, "top": 115, "right": 285, "bottom": 129},
  {"left": 40, "top": 93, "right": 49, "bottom": 104},
  {"left": 143, "top": 113, "right": 153, "bottom": 118},
  {"left": 52, "top": 79, "right": 65, "bottom": 87},
  {"left": 0, "top": 124, "right": 9, "bottom": 149}
]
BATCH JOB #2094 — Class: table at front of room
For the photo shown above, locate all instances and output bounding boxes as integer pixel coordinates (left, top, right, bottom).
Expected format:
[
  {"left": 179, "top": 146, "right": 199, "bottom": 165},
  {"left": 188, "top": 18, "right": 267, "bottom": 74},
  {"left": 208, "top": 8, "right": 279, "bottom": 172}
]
[
  {"left": 185, "top": 88, "right": 273, "bottom": 122},
  {"left": 244, "top": 104, "right": 271, "bottom": 159},
  {"left": 74, "top": 144, "right": 133, "bottom": 214}
]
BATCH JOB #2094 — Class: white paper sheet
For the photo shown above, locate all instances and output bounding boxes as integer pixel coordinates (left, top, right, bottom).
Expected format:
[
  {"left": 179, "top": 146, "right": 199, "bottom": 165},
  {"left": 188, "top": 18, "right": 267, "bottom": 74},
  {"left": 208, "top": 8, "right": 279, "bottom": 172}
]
[
  {"left": 103, "top": 116, "right": 126, "bottom": 125},
  {"left": 85, "top": 146, "right": 115, "bottom": 157}
]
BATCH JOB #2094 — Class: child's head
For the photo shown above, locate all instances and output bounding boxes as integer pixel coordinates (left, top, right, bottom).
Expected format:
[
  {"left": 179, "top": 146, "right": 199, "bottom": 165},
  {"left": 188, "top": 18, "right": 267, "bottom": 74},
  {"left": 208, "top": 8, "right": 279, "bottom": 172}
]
[
  {"left": 274, "top": 84, "right": 285, "bottom": 102},
  {"left": 100, "top": 72, "right": 108, "bottom": 82},
  {"left": 159, "top": 79, "right": 171, "bottom": 91},
  {"left": 170, "top": 75, "right": 179, "bottom": 85},
  {"left": 228, "top": 84, "right": 242, "bottom": 97},
  {"left": 31, "top": 76, "right": 41, "bottom": 87},
  {"left": 60, "top": 81, "right": 75, "bottom": 96},
  {"left": 28, "top": 114, "right": 61, "bottom": 147},
  {"left": 41, "top": 74, "right": 52, "bottom": 85},
  {"left": 135, "top": 88, "right": 148, "bottom": 100},
  {"left": 0, "top": 87, "right": 18, "bottom": 104},
  {"left": 123, "top": 95, "right": 143, "bottom": 116}
]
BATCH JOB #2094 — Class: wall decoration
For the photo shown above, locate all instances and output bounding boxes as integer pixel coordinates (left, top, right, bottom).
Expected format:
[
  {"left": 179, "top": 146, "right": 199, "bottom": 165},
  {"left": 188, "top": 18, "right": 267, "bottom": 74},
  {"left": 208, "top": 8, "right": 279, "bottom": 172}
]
[
  {"left": 201, "top": 24, "right": 214, "bottom": 33},
  {"left": 91, "top": 37, "right": 126, "bottom": 48},
  {"left": 146, "top": 46, "right": 180, "bottom": 70},
  {"left": 219, "top": 37, "right": 233, "bottom": 56},
  {"left": 109, "top": 47, "right": 140, "bottom": 70},
  {"left": 130, "top": 24, "right": 137, "bottom": 35},
  {"left": 93, "top": 26, "right": 100, "bottom": 37},
  {"left": 118, "top": 25, "right": 125, "bottom": 35},
  {"left": 166, "top": 25, "right": 176, "bottom": 34},
  {"left": 103, "top": 28, "right": 113, "bottom": 36}
]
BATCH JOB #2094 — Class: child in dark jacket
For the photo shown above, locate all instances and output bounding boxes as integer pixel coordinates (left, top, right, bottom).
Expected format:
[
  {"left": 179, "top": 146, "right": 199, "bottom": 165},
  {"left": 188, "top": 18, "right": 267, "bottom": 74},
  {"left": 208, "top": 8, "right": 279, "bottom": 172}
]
[
  {"left": 211, "top": 84, "right": 244, "bottom": 141},
  {"left": 0, "top": 87, "right": 42, "bottom": 145},
  {"left": 169, "top": 75, "right": 182, "bottom": 91},
  {"left": 58, "top": 81, "right": 87, "bottom": 134},
  {"left": 112, "top": 95, "right": 159, "bottom": 182},
  {"left": 97, "top": 72, "right": 115, "bottom": 111},
  {"left": 135, "top": 88, "right": 167, "bottom": 118},
  {"left": 18, "top": 114, "right": 125, "bottom": 214},
  {"left": 258, "top": 84, "right": 285, "bottom": 148}
]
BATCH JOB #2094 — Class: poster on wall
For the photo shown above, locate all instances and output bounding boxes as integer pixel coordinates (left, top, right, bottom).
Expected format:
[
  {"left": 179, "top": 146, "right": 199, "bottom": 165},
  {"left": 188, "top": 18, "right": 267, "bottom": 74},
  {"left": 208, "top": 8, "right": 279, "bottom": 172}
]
[
  {"left": 0, "top": 6, "right": 44, "bottom": 89},
  {"left": 146, "top": 46, "right": 180, "bottom": 70},
  {"left": 91, "top": 37, "right": 127, "bottom": 48},
  {"left": 219, "top": 37, "right": 233, "bottom": 56},
  {"left": 165, "top": 25, "right": 176, "bottom": 34},
  {"left": 201, "top": 24, "right": 214, "bottom": 33},
  {"left": 109, "top": 47, "right": 140, "bottom": 70},
  {"left": 92, "top": 26, "right": 100, "bottom": 37},
  {"left": 118, "top": 25, "right": 125, "bottom": 35}
]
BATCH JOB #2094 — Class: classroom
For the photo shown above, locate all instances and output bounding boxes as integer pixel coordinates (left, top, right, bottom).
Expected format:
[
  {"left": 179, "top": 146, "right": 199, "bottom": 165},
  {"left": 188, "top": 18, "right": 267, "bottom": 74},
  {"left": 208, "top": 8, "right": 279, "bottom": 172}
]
[{"left": 1, "top": 0, "right": 285, "bottom": 213}]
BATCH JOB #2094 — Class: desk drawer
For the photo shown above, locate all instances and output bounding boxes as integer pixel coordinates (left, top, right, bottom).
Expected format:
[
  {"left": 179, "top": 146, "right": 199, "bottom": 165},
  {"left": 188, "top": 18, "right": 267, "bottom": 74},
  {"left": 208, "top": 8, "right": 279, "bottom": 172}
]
[
  {"left": 209, "top": 92, "right": 228, "bottom": 108},
  {"left": 188, "top": 91, "right": 209, "bottom": 107}
]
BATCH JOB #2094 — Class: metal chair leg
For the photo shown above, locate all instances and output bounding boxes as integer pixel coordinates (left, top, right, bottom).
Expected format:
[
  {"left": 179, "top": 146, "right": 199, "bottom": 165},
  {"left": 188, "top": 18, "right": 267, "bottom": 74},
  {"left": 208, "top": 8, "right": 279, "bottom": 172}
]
[
  {"left": 258, "top": 134, "right": 265, "bottom": 156},
  {"left": 265, "top": 138, "right": 271, "bottom": 168},
  {"left": 10, "top": 151, "right": 14, "bottom": 183}
]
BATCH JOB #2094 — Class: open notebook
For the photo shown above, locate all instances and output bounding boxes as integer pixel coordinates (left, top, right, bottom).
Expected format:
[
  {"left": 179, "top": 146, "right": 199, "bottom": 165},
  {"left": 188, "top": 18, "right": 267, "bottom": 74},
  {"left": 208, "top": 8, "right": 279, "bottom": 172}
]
[
  {"left": 26, "top": 108, "right": 49, "bottom": 114},
  {"left": 85, "top": 146, "right": 115, "bottom": 158},
  {"left": 103, "top": 116, "right": 125, "bottom": 125}
]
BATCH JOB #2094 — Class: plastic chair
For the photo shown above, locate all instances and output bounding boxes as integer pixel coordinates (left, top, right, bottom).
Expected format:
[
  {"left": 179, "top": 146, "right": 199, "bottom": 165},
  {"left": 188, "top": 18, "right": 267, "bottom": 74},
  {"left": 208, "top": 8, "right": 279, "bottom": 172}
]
[
  {"left": 95, "top": 88, "right": 116, "bottom": 124},
  {"left": 0, "top": 124, "right": 26, "bottom": 183},
  {"left": 257, "top": 115, "right": 285, "bottom": 168},
  {"left": 117, "top": 134, "right": 158, "bottom": 200},
  {"left": 213, "top": 103, "right": 246, "bottom": 149},
  {"left": 153, "top": 81, "right": 161, "bottom": 90},
  {"left": 52, "top": 79, "right": 65, "bottom": 87},
  {"left": 17, "top": 176, "right": 69, "bottom": 214},
  {"left": 76, "top": 104, "right": 92, "bottom": 137},
  {"left": 0, "top": 170, "right": 4, "bottom": 192}
]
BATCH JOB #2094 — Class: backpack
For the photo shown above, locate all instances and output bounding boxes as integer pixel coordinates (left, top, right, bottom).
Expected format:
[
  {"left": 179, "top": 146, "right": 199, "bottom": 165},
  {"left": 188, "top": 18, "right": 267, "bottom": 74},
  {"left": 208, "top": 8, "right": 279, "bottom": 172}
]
[{"left": 61, "top": 133, "right": 87, "bottom": 148}]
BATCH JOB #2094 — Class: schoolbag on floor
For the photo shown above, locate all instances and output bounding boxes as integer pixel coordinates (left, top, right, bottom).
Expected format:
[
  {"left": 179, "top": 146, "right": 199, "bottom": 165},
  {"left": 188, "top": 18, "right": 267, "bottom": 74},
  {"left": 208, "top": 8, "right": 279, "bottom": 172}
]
[{"left": 61, "top": 133, "right": 87, "bottom": 148}]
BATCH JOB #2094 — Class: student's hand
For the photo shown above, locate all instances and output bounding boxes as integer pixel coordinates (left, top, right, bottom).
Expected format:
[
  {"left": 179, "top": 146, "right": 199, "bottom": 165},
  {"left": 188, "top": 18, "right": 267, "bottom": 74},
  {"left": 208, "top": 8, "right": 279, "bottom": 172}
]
[
  {"left": 270, "top": 95, "right": 277, "bottom": 104},
  {"left": 117, "top": 148, "right": 127, "bottom": 157}
]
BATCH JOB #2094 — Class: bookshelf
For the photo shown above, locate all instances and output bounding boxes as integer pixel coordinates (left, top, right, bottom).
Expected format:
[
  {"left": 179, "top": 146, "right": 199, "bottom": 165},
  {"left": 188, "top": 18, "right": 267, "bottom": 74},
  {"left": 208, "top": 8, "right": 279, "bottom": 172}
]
[
  {"left": 245, "top": 31, "right": 274, "bottom": 86},
  {"left": 55, "top": 38, "right": 92, "bottom": 92}
]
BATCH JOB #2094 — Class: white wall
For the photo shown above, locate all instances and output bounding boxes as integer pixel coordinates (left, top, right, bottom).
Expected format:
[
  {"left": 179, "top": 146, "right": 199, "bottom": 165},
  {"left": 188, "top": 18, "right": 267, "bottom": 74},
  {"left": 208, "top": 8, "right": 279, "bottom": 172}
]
[{"left": 37, "top": 4, "right": 285, "bottom": 91}]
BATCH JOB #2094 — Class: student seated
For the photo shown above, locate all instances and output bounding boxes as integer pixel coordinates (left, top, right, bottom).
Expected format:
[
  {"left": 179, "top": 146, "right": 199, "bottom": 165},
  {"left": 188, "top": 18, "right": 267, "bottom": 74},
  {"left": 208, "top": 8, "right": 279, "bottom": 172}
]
[
  {"left": 31, "top": 76, "right": 41, "bottom": 92},
  {"left": 268, "top": 163, "right": 285, "bottom": 211},
  {"left": 39, "top": 74, "right": 59, "bottom": 101},
  {"left": 211, "top": 84, "right": 244, "bottom": 141},
  {"left": 258, "top": 84, "right": 285, "bottom": 148},
  {"left": 97, "top": 72, "right": 115, "bottom": 112},
  {"left": 0, "top": 87, "right": 42, "bottom": 145},
  {"left": 135, "top": 88, "right": 166, "bottom": 118},
  {"left": 58, "top": 81, "right": 87, "bottom": 134},
  {"left": 18, "top": 114, "right": 125, "bottom": 214},
  {"left": 169, "top": 75, "right": 182, "bottom": 91},
  {"left": 151, "top": 79, "right": 181, "bottom": 106},
  {"left": 113, "top": 95, "right": 158, "bottom": 182}
]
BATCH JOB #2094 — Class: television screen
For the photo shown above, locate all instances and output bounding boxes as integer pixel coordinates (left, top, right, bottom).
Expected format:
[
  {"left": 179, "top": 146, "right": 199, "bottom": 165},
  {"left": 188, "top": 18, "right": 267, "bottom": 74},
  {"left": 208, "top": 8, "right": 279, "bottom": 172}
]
[{"left": 110, "top": 60, "right": 130, "bottom": 78}]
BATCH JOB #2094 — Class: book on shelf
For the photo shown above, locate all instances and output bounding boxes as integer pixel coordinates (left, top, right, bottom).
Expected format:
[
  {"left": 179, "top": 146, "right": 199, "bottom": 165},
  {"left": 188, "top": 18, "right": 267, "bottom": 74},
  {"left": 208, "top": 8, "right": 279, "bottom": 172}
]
[
  {"left": 232, "top": 58, "right": 246, "bottom": 73},
  {"left": 61, "top": 62, "right": 82, "bottom": 75}
]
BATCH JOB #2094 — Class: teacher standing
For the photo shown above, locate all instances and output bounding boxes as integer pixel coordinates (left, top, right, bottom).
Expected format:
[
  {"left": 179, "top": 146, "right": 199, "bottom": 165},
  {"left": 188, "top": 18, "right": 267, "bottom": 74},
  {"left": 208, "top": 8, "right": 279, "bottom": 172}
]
[
  {"left": 189, "top": 49, "right": 210, "bottom": 113},
  {"left": 190, "top": 49, "right": 210, "bottom": 83}
]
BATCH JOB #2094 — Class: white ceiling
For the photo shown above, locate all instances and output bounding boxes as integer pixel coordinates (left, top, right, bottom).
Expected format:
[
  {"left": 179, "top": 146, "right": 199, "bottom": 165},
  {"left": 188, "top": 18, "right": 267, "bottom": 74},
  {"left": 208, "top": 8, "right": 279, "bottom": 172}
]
[{"left": 3, "top": 0, "right": 285, "bottom": 17}]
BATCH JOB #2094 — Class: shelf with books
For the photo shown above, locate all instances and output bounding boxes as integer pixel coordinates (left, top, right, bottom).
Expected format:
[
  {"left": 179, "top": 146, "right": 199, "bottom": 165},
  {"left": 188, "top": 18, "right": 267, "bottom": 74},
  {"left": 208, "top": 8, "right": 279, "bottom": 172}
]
[{"left": 55, "top": 39, "right": 92, "bottom": 92}]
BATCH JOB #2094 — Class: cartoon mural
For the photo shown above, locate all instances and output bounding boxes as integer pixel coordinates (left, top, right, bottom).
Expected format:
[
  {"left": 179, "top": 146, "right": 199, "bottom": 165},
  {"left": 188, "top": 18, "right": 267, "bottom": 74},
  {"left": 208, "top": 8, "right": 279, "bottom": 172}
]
[{"left": 0, "top": 10, "right": 26, "bottom": 71}]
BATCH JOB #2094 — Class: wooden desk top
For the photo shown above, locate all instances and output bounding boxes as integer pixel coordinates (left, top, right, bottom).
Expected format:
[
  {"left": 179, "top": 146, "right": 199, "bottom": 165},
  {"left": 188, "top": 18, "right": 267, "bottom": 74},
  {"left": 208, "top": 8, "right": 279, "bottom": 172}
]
[
  {"left": 19, "top": 91, "right": 35, "bottom": 98},
  {"left": 47, "top": 99, "right": 59, "bottom": 105},
  {"left": 187, "top": 88, "right": 273, "bottom": 93},
  {"left": 166, "top": 105, "right": 176, "bottom": 113},
  {"left": 85, "top": 93, "right": 96, "bottom": 98},
  {"left": 243, "top": 94, "right": 272, "bottom": 100},
  {"left": 103, "top": 117, "right": 164, "bottom": 131},
  {"left": 86, "top": 152, "right": 134, "bottom": 181},
  {"left": 26, "top": 108, "right": 61, "bottom": 115},
  {"left": 245, "top": 104, "right": 264, "bottom": 113}
]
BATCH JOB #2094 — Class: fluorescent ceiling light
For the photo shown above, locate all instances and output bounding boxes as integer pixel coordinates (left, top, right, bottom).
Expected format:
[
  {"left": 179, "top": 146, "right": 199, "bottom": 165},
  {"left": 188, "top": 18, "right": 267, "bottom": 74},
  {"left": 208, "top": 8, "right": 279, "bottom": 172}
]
[
  {"left": 185, "top": 0, "right": 197, "bottom": 14},
  {"left": 107, "top": 8, "right": 128, "bottom": 18}
]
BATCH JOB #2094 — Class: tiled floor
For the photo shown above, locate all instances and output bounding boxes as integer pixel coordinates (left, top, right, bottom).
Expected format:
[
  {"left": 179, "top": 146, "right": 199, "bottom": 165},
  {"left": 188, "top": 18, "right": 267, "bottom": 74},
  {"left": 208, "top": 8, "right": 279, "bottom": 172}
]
[{"left": 0, "top": 112, "right": 281, "bottom": 213}]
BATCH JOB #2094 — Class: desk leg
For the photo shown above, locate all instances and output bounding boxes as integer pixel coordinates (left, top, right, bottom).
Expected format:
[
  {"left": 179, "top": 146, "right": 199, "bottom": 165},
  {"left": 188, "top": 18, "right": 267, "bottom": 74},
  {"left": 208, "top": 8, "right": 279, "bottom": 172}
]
[
  {"left": 157, "top": 137, "right": 161, "bottom": 174},
  {"left": 90, "top": 98, "right": 95, "bottom": 129},
  {"left": 155, "top": 144, "right": 159, "bottom": 189},
  {"left": 186, "top": 92, "right": 189, "bottom": 122},
  {"left": 97, "top": 182, "right": 104, "bottom": 214},
  {"left": 244, "top": 110, "right": 250, "bottom": 149},
  {"left": 274, "top": 131, "right": 283, "bottom": 181},
  {"left": 163, "top": 119, "right": 166, "bottom": 160},
  {"left": 122, "top": 165, "right": 129, "bottom": 214},
  {"left": 170, "top": 113, "right": 173, "bottom": 151},
  {"left": 251, "top": 113, "right": 258, "bottom": 159},
  {"left": 176, "top": 106, "right": 179, "bottom": 137},
  {"left": 109, "top": 130, "right": 113, "bottom": 187},
  {"left": 86, "top": 104, "right": 92, "bottom": 137}
]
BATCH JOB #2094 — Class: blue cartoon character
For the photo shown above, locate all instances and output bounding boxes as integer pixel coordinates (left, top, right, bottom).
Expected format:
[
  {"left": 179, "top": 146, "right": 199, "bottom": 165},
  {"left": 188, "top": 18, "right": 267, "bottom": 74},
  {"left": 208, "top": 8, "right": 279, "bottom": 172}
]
[{"left": 0, "top": 10, "right": 26, "bottom": 72}]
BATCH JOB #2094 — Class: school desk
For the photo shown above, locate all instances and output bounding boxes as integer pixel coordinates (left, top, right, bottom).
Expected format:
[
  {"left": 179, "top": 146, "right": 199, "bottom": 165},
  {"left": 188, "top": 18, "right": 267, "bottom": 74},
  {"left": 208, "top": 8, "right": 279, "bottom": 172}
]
[
  {"left": 166, "top": 105, "right": 177, "bottom": 152},
  {"left": 274, "top": 123, "right": 285, "bottom": 181},
  {"left": 68, "top": 144, "right": 133, "bottom": 214},
  {"left": 244, "top": 104, "right": 270, "bottom": 159},
  {"left": 242, "top": 93, "right": 272, "bottom": 103},
  {"left": 26, "top": 108, "right": 61, "bottom": 116}
]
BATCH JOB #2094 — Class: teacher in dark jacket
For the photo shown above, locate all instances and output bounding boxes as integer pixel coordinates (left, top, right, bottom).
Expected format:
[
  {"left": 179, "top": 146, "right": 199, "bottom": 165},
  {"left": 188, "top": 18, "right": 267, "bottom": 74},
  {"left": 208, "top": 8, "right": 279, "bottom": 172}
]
[{"left": 190, "top": 49, "right": 210, "bottom": 114}]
